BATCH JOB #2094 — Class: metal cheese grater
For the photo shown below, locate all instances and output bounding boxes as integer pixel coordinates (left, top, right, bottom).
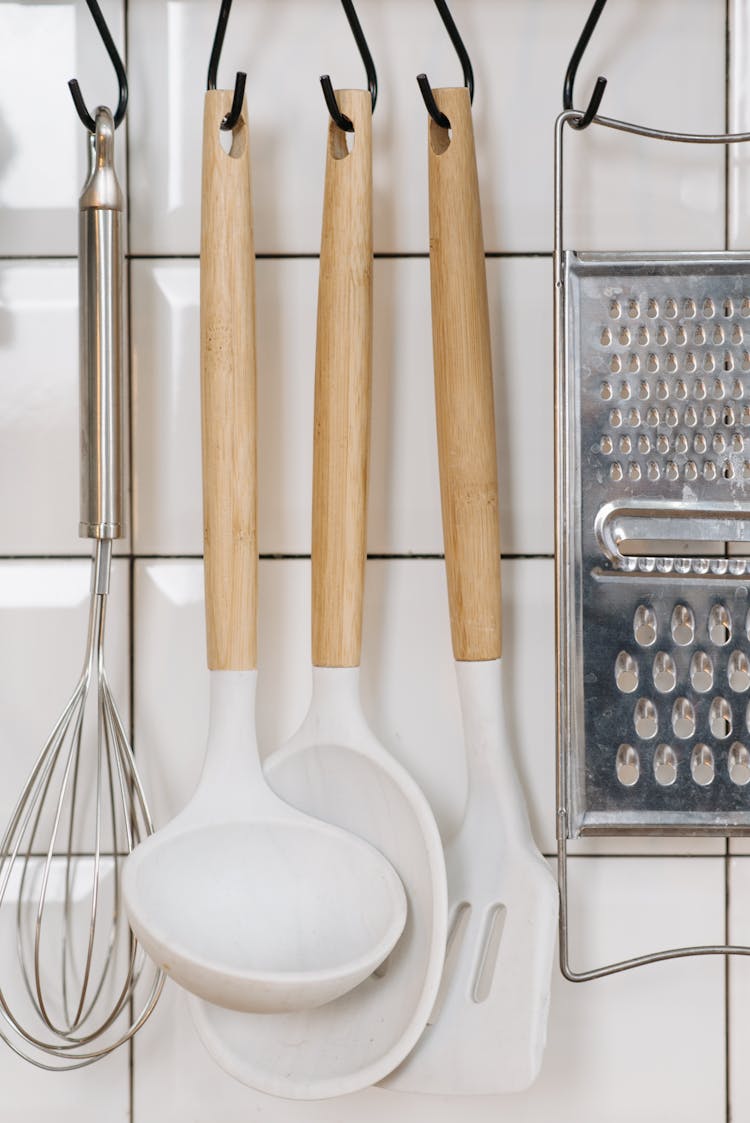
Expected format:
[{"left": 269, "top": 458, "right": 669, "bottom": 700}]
[{"left": 555, "top": 0, "right": 750, "bottom": 979}]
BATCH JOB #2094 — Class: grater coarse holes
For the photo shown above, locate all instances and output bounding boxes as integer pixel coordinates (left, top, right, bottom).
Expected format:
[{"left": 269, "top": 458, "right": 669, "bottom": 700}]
[{"left": 560, "top": 253, "right": 750, "bottom": 835}]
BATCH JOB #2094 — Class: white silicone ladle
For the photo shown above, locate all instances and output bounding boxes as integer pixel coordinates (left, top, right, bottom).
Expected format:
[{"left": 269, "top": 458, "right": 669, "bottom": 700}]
[{"left": 122, "top": 89, "right": 406, "bottom": 1015}]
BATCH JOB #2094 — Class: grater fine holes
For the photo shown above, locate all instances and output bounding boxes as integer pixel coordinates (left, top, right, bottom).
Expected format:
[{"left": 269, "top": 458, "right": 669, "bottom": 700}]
[
  {"left": 638, "top": 434, "right": 651, "bottom": 454},
  {"left": 627, "top": 299, "right": 640, "bottom": 319},
  {"left": 725, "top": 352, "right": 734, "bottom": 372},
  {"left": 694, "top": 377, "right": 706, "bottom": 399},
  {"left": 665, "top": 298, "right": 678, "bottom": 318},
  {"left": 620, "top": 381, "right": 632, "bottom": 400},
  {"left": 732, "top": 432, "right": 744, "bottom": 453},
  {"left": 634, "top": 698, "right": 658, "bottom": 739},
  {"left": 647, "top": 408, "right": 660, "bottom": 428},
  {"left": 666, "top": 461, "right": 679, "bottom": 481},
  {"left": 695, "top": 325, "right": 706, "bottom": 346},
  {"left": 704, "top": 460, "right": 717, "bottom": 481},
  {"left": 610, "top": 408, "right": 623, "bottom": 428},
  {"left": 656, "top": 325, "right": 668, "bottom": 346},
  {"left": 647, "top": 298, "right": 659, "bottom": 318},
  {"left": 609, "top": 299, "right": 622, "bottom": 319},
  {"left": 656, "top": 379, "right": 668, "bottom": 400},
  {"left": 732, "top": 324, "right": 744, "bottom": 346},
  {"left": 729, "top": 743, "right": 750, "bottom": 786},
  {"left": 653, "top": 652, "right": 676, "bottom": 693},
  {"left": 714, "top": 325, "right": 725, "bottom": 345},
  {"left": 675, "top": 325, "right": 687, "bottom": 346},
  {"left": 691, "top": 744, "right": 715, "bottom": 786},
  {"left": 686, "top": 354, "right": 698, "bottom": 374},
  {"left": 674, "top": 433, "right": 688, "bottom": 455},
  {"left": 709, "top": 697, "right": 733, "bottom": 739},
  {"left": 647, "top": 461, "right": 660, "bottom": 480},
  {"left": 619, "top": 435, "right": 632, "bottom": 454},
  {"left": 638, "top": 380, "right": 650, "bottom": 400},
  {"left": 601, "top": 327, "right": 612, "bottom": 346},
  {"left": 654, "top": 743, "right": 678, "bottom": 786},
  {"left": 675, "top": 379, "right": 687, "bottom": 399},
  {"left": 627, "top": 408, "right": 640, "bottom": 427},
  {"left": 665, "top": 407, "right": 678, "bottom": 428},
  {"left": 600, "top": 435, "right": 614, "bottom": 454},
  {"left": 685, "top": 461, "right": 698, "bottom": 481},
  {"left": 619, "top": 326, "right": 631, "bottom": 346},
  {"left": 743, "top": 353, "right": 750, "bottom": 373},
  {"left": 628, "top": 462, "right": 641, "bottom": 481},
  {"left": 724, "top": 297, "right": 735, "bottom": 318},
  {"left": 694, "top": 433, "right": 707, "bottom": 453},
  {"left": 647, "top": 354, "right": 659, "bottom": 374},
  {"left": 703, "top": 406, "right": 717, "bottom": 427},
  {"left": 703, "top": 298, "right": 715, "bottom": 318},
  {"left": 665, "top": 353, "right": 678, "bottom": 374},
  {"left": 730, "top": 559, "right": 748, "bottom": 576},
  {"left": 741, "top": 297, "right": 750, "bottom": 318},
  {"left": 732, "top": 378, "right": 744, "bottom": 398},
  {"left": 656, "top": 434, "right": 670, "bottom": 454},
  {"left": 610, "top": 354, "right": 622, "bottom": 374},
  {"left": 729, "top": 652, "right": 750, "bottom": 693},
  {"left": 616, "top": 744, "right": 640, "bottom": 786},
  {"left": 629, "top": 354, "right": 640, "bottom": 374},
  {"left": 712, "top": 378, "right": 725, "bottom": 399},
  {"left": 723, "top": 460, "right": 734, "bottom": 480},
  {"left": 601, "top": 381, "right": 613, "bottom": 400},
  {"left": 672, "top": 697, "right": 696, "bottom": 739},
  {"left": 702, "top": 351, "right": 714, "bottom": 372},
  {"left": 709, "top": 604, "right": 732, "bottom": 645},
  {"left": 724, "top": 405, "right": 736, "bottom": 425},
  {"left": 713, "top": 430, "right": 727, "bottom": 452},
  {"left": 610, "top": 462, "right": 623, "bottom": 481},
  {"left": 671, "top": 605, "right": 695, "bottom": 646},
  {"left": 634, "top": 605, "right": 658, "bottom": 646},
  {"left": 684, "top": 298, "right": 697, "bottom": 319},
  {"left": 684, "top": 406, "right": 698, "bottom": 427},
  {"left": 638, "top": 326, "right": 649, "bottom": 346},
  {"left": 690, "top": 652, "right": 714, "bottom": 693},
  {"left": 743, "top": 406, "right": 750, "bottom": 426}
]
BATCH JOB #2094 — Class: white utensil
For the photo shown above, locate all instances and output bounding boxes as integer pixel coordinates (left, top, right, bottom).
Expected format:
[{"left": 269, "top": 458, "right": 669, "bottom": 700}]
[
  {"left": 122, "top": 88, "right": 406, "bottom": 1016},
  {"left": 189, "top": 88, "right": 447, "bottom": 1099},
  {"left": 383, "top": 86, "right": 558, "bottom": 1095}
]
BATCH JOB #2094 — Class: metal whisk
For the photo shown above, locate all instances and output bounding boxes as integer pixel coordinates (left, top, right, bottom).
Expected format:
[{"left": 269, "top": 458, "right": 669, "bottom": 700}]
[{"left": 0, "top": 108, "right": 162, "bottom": 1069}]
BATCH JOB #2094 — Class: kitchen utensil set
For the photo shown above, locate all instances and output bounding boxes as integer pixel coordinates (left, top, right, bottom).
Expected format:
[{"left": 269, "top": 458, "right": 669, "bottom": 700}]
[{"left": 0, "top": 0, "right": 555, "bottom": 1099}]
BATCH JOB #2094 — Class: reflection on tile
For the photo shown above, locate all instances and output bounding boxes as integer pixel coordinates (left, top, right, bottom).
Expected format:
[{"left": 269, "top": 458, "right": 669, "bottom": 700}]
[
  {"left": 129, "top": 0, "right": 723, "bottom": 256},
  {"left": 133, "top": 859, "right": 724, "bottom": 1123},
  {"left": 0, "top": 0, "right": 126, "bottom": 256},
  {"left": 0, "top": 263, "right": 130, "bottom": 555},
  {"left": 131, "top": 257, "right": 552, "bottom": 556}
]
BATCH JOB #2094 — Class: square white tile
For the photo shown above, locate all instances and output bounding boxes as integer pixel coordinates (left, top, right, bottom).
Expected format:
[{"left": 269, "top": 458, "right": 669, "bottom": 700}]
[
  {"left": 0, "top": 558, "right": 130, "bottom": 846},
  {"left": 0, "top": 0, "right": 126, "bottom": 256},
  {"left": 133, "top": 857, "right": 725, "bottom": 1122},
  {"left": 131, "top": 255, "right": 552, "bottom": 557},
  {"left": 0, "top": 262, "right": 130, "bottom": 555},
  {"left": 729, "top": 856, "right": 750, "bottom": 1116},
  {"left": 729, "top": 0, "right": 750, "bottom": 247},
  {"left": 127, "top": 0, "right": 724, "bottom": 256}
]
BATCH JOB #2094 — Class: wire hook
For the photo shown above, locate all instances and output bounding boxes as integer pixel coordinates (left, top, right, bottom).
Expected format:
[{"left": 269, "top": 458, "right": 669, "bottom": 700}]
[
  {"left": 207, "top": 0, "right": 247, "bottom": 131},
  {"left": 68, "top": 0, "right": 128, "bottom": 131},
  {"left": 417, "top": 0, "right": 474, "bottom": 130},
  {"left": 320, "top": 0, "right": 377, "bottom": 133},
  {"left": 563, "top": 0, "right": 608, "bottom": 129}
]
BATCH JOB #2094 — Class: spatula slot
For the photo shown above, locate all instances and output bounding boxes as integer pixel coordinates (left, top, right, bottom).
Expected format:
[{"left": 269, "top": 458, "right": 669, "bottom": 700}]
[
  {"left": 471, "top": 903, "right": 507, "bottom": 1004},
  {"left": 427, "top": 901, "right": 470, "bottom": 1026}
]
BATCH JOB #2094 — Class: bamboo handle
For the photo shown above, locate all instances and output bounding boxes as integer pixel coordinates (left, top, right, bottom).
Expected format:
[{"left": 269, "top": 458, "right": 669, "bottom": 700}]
[
  {"left": 200, "top": 90, "right": 257, "bottom": 670},
  {"left": 428, "top": 87, "right": 502, "bottom": 662},
  {"left": 311, "top": 90, "right": 373, "bottom": 667}
]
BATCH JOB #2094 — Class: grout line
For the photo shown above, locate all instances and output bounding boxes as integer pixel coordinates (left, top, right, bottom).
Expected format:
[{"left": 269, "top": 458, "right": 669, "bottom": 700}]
[
  {"left": 0, "top": 552, "right": 554, "bottom": 562},
  {"left": 725, "top": 8, "right": 731, "bottom": 1119},
  {"left": 726, "top": 836, "right": 732, "bottom": 1123}
]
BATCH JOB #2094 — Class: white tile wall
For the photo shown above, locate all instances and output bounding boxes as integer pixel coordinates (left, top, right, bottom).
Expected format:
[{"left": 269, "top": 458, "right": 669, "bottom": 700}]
[{"left": 0, "top": 0, "right": 745, "bottom": 1119}]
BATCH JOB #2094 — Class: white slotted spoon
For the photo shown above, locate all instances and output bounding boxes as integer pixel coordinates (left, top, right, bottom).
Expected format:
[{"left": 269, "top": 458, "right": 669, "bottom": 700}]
[{"left": 383, "top": 86, "right": 558, "bottom": 1095}]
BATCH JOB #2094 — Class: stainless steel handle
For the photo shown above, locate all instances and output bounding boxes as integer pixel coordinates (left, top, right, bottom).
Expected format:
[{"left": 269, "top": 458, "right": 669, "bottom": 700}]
[{"left": 79, "top": 107, "right": 123, "bottom": 541}]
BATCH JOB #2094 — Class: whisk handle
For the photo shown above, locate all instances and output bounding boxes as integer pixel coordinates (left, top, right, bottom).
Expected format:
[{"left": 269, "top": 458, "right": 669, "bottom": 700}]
[
  {"left": 78, "top": 107, "right": 123, "bottom": 541},
  {"left": 200, "top": 90, "right": 257, "bottom": 672}
]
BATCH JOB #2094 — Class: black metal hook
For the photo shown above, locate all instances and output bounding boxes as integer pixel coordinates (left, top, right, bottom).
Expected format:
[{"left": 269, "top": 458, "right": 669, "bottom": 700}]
[
  {"left": 68, "top": 0, "right": 128, "bottom": 131},
  {"left": 320, "top": 0, "right": 377, "bottom": 133},
  {"left": 207, "top": 0, "right": 247, "bottom": 131},
  {"left": 418, "top": 0, "right": 474, "bottom": 129},
  {"left": 563, "top": 0, "right": 608, "bottom": 129}
]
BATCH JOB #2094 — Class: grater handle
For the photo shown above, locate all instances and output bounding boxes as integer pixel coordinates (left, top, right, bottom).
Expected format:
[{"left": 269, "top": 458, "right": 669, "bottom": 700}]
[
  {"left": 311, "top": 90, "right": 373, "bottom": 668},
  {"left": 200, "top": 89, "right": 257, "bottom": 672},
  {"left": 428, "top": 87, "right": 502, "bottom": 663}
]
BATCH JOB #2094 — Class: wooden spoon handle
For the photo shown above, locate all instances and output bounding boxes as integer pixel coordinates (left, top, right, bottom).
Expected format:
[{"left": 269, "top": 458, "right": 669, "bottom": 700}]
[
  {"left": 200, "top": 90, "right": 257, "bottom": 671},
  {"left": 428, "top": 87, "right": 502, "bottom": 663},
  {"left": 311, "top": 90, "right": 373, "bottom": 668}
]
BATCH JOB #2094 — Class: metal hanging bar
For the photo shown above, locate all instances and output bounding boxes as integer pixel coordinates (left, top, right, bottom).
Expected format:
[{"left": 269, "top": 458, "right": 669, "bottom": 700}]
[
  {"left": 320, "top": 0, "right": 377, "bottom": 133},
  {"left": 68, "top": 0, "right": 128, "bottom": 131},
  {"left": 417, "top": 0, "right": 474, "bottom": 130},
  {"left": 207, "top": 0, "right": 246, "bottom": 132}
]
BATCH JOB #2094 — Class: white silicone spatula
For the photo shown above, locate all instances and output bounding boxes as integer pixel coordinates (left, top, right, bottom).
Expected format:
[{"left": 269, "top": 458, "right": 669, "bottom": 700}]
[
  {"left": 383, "top": 86, "right": 558, "bottom": 1095},
  {"left": 122, "top": 88, "right": 406, "bottom": 1016},
  {"left": 189, "top": 88, "right": 447, "bottom": 1100}
]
